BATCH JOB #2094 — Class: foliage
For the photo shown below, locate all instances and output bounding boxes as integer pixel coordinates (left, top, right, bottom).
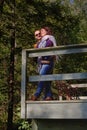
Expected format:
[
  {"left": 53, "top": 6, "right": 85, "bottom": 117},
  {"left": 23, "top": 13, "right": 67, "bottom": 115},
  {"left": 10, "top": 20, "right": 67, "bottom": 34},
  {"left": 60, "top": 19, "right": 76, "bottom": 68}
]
[
  {"left": 0, "top": 0, "right": 87, "bottom": 129},
  {"left": 18, "top": 120, "right": 32, "bottom": 130},
  {"left": 54, "top": 80, "right": 80, "bottom": 100}
]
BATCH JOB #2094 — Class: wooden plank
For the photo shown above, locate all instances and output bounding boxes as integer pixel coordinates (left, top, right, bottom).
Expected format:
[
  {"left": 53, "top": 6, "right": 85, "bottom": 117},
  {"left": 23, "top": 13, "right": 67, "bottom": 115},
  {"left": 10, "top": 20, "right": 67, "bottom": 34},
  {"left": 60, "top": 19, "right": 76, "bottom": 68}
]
[
  {"left": 26, "top": 100, "right": 87, "bottom": 119},
  {"left": 26, "top": 43, "right": 87, "bottom": 53},
  {"left": 71, "top": 84, "right": 87, "bottom": 88},
  {"left": 27, "top": 44, "right": 87, "bottom": 57},
  {"left": 28, "top": 47, "right": 87, "bottom": 57},
  {"left": 21, "top": 50, "right": 27, "bottom": 118},
  {"left": 79, "top": 96, "right": 87, "bottom": 100},
  {"left": 29, "top": 72, "right": 87, "bottom": 82}
]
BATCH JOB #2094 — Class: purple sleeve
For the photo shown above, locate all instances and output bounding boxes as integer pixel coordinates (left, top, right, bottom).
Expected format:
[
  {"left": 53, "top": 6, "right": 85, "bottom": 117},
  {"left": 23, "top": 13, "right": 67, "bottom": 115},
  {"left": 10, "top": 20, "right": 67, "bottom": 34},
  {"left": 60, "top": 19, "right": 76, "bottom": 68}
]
[{"left": 45, "top": 39, "right": 53, "bottom": 47}]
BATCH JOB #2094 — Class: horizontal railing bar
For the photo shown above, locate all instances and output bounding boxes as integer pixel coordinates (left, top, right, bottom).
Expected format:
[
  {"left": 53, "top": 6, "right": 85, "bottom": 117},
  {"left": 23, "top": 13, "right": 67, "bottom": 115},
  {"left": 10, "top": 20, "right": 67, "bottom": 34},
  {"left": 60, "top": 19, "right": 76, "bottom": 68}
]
[
  {"left": 26, "top": 44, "right": 87, "bottom": 57},
  {"left": 28, "top": 47, "right": 87, "bottom": 57},
  {"left": 71, "top": 84, "right": 87, "bottom": 88},
  {"left": 25, "top": 43, "right": 87, "bottom": 52},
  {"left": 79, "top": 96, "right": 87, "bottom": 99},
  {"left": 29, "top": 72, "right": 87, "bottom": 82}
]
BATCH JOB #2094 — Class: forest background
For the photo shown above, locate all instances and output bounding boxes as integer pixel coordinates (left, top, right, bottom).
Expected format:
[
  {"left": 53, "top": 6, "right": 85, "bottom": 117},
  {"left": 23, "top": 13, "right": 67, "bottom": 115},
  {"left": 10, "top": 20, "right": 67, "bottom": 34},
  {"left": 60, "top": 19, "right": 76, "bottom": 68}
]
[{"left": 0, "top": 0, "right": 87, "bottom": 130}]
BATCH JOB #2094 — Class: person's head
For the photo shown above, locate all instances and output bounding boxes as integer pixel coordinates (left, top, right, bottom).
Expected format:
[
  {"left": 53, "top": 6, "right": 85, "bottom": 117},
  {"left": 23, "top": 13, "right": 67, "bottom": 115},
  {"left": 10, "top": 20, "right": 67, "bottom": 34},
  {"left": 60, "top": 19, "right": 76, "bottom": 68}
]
[
  {"left": 34, "top": 30, "right": 41, "bottom": 41},
  {"left": 40, "top": 26, "right": 52, "bottom": 37}
]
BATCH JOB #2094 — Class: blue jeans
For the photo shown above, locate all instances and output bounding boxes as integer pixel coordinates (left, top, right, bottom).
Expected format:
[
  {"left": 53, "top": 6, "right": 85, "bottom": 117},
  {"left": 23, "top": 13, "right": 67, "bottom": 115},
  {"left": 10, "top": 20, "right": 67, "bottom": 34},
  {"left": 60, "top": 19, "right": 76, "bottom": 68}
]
[{"left": 34, "top": 63, "right": 53, "bottom": 99}]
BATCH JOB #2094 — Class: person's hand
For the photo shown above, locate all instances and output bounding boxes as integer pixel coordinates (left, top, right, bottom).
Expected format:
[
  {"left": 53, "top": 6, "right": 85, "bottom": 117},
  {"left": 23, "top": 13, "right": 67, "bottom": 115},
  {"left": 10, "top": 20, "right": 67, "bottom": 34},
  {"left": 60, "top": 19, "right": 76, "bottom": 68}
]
[{"left": 34, "top": 43, "right": 37, "bottom": 48}]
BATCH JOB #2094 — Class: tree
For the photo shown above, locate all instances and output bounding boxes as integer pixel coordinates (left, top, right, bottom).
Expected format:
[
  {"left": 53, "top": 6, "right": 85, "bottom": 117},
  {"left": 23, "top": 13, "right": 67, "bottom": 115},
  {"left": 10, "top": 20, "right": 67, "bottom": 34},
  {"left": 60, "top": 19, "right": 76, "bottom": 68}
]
[
  {"left": 0, "top": 0, "right": 87, "bottom": 129},
  {"left": 6, "top": 0, "right": 16, "bottom": 130}
]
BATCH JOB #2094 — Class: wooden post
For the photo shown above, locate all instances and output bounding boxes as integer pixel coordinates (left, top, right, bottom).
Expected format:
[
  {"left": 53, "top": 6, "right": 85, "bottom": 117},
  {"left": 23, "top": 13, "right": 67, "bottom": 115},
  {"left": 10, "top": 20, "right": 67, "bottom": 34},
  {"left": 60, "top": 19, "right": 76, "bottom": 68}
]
[{"left": 21, "top": 50, "right": 27, "bottom": 118}]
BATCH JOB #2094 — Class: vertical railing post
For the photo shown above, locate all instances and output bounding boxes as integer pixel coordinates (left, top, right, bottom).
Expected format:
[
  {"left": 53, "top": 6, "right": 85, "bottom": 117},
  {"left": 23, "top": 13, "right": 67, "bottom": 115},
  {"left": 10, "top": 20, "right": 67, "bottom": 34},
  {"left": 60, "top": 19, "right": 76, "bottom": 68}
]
[{"left": 21, "top": 50, "right": 27, "bottom": 118}]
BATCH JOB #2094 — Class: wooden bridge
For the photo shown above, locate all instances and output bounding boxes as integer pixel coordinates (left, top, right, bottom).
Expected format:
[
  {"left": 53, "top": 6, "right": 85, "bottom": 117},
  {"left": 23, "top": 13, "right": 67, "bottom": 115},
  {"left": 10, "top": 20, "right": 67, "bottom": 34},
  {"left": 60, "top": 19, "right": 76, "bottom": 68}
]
[{"left": 21, "top": 44, "right": 87, "bottom": 130}]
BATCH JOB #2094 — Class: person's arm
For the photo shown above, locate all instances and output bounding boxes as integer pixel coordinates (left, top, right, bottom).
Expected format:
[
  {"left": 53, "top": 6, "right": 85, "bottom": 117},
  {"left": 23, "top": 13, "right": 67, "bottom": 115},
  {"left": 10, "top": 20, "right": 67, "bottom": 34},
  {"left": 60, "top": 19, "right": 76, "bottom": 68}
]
[
  {"left": 45, "top": 38, "right": 53, "bottom": 47},
  {"left": 41, "top": 39, "right": 54, "bottom": 63},
  {"left": 50, "top": 35, "right": 57, "bottom": 46}
]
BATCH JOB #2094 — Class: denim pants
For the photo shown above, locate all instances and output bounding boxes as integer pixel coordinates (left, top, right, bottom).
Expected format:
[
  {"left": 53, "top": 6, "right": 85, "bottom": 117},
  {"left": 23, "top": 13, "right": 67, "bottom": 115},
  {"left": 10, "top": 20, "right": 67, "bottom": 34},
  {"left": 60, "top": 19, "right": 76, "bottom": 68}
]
[{"left": 34, "top": 63, "right": 53, "bottom": 99}]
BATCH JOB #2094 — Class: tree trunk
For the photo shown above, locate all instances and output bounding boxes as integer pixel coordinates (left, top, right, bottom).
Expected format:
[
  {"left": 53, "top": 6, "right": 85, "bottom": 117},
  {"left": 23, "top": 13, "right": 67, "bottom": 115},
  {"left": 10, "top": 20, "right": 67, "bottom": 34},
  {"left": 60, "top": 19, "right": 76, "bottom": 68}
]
[
  {"left": 7, "top": 0, "right": 15, "bottom": 130},
  {"left": 7, "top": 30, "right": 15, "bottom": 130}
]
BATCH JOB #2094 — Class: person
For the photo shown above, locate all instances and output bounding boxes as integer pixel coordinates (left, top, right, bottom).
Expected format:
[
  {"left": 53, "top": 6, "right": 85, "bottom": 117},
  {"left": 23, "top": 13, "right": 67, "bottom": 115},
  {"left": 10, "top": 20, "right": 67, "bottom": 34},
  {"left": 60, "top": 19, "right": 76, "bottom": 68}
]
[
  {"left": 33, "top": 30, "right": 42, "bottom": 64},
  {"left": 39, "top": 26, "right": 57, "bottom": 47},
  {"left": 31, "top": 27, "right": 57, "bottom": 101},
  {"left": 34, "top": 30, "right": 41, "bottom": 48},
  {"left": 34, "top": 28, "right": 57, "bottom": 48}
]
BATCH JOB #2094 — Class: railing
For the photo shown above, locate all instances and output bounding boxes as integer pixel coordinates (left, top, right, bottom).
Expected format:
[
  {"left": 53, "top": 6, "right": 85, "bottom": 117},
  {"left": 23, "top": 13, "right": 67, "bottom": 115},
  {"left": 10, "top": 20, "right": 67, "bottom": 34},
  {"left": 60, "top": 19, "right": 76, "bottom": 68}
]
[{"left": 21, "top": 44, "right": 87, "bottom": 119}]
